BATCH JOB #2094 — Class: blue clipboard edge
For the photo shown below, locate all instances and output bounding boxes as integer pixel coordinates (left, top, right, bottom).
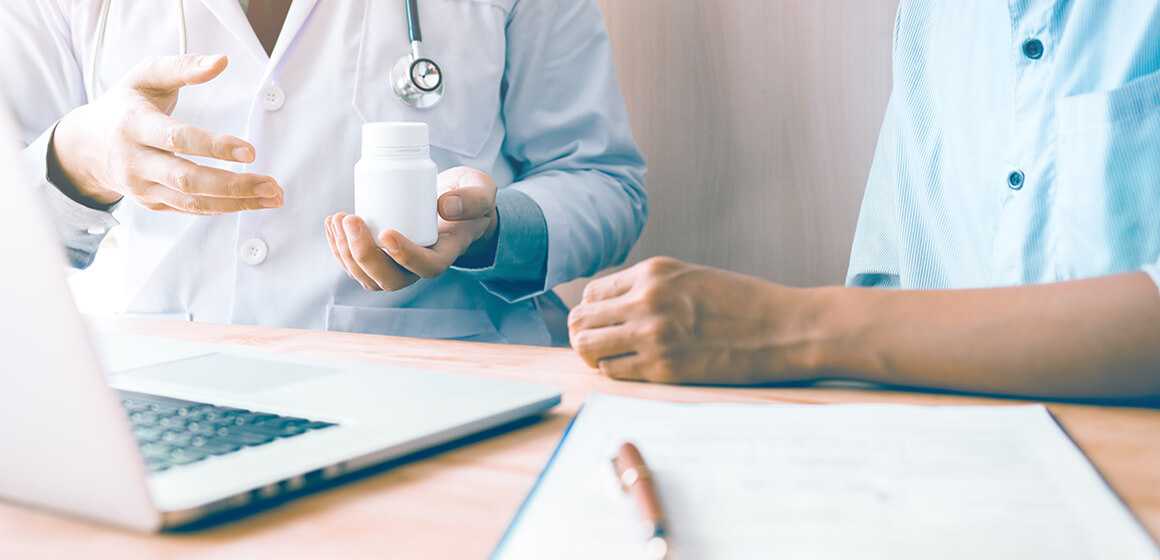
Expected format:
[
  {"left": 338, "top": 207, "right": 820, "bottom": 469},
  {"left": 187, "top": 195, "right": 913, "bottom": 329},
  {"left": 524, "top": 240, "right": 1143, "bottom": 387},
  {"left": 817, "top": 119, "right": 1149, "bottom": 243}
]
[{"left": 490, "top": 403, "right": 587, "bottom": 559}]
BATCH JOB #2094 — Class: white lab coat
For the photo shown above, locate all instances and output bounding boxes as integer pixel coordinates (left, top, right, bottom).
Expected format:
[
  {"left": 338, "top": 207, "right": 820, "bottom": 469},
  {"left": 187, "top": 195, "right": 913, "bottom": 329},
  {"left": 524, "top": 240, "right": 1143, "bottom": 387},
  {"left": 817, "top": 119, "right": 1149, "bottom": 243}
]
[{"left": 2, "top": 0, "right": 647, "bottom": 345}]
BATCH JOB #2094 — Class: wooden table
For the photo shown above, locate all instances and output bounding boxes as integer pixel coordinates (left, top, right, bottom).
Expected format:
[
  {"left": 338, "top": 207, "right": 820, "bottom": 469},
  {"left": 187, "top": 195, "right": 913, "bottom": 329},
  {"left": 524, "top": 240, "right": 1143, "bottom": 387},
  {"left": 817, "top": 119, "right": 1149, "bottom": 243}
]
[{"left": 2, "top": 319, "right": 1158, "bottom": 559}]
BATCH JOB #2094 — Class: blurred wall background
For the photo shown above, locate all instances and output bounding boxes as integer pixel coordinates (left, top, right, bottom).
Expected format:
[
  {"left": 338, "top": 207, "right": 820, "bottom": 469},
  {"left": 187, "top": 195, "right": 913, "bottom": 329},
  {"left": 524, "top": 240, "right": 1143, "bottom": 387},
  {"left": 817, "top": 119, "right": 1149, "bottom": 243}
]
[{"left": 556, "top": 0, "right": 899, "bottom": 304}]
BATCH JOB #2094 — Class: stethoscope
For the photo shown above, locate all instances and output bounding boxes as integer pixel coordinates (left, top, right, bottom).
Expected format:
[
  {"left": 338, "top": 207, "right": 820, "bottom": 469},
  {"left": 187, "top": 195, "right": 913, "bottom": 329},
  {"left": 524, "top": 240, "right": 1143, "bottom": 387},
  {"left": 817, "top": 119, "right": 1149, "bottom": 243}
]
[
  {"left": 88, "top": 0, "right": 445, "bottom": 109},
  {"left": 392, "top": 0, "right": 445, "bottom": 109}
]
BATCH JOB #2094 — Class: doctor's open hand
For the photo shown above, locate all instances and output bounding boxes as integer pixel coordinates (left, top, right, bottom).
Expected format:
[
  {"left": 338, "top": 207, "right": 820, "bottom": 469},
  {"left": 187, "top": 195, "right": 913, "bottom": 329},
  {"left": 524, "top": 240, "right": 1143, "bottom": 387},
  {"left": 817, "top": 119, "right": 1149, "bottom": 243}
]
[
  {"left": 51, "top": 54, "right": 283, "bottom": 213},
  {"left": 324, "top": 167, "right": 500, "bottom": 291},
  {"left": 568, "top": 257, "right": 831, "bottom": 385}
]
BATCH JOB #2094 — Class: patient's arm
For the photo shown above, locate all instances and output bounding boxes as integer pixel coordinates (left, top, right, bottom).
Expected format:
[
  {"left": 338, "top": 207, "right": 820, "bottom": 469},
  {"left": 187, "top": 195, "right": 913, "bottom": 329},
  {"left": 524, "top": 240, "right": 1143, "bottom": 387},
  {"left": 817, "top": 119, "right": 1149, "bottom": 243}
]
[
  {"left": 825, "top": 271, "right": 1160, "bottom": 398},
  {"left": 567, "top": 257, "right": 1160, "bottom": 399}
]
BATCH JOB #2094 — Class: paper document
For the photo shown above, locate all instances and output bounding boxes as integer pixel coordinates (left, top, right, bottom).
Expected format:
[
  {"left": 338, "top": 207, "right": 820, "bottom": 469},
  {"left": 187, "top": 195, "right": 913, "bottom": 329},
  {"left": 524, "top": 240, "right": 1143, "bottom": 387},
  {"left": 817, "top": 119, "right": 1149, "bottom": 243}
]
[{"left": 495, "top": 394, "right": 1157, "bottom": 559}]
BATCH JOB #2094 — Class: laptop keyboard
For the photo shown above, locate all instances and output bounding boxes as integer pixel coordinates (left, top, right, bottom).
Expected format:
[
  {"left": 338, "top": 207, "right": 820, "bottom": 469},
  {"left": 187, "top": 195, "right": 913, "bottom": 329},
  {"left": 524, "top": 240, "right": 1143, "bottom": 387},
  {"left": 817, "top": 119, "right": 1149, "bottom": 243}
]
[{"left": 119, "top": 391, "right": 336, "bottom": 473}]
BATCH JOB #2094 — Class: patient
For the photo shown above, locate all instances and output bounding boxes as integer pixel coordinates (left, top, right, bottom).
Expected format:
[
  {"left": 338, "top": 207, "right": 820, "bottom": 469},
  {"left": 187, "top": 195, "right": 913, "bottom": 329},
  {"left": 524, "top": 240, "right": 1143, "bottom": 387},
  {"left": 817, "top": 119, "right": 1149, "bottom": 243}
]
[{"left": 567, "top": 3, "right": 1160, "bottom": 399}]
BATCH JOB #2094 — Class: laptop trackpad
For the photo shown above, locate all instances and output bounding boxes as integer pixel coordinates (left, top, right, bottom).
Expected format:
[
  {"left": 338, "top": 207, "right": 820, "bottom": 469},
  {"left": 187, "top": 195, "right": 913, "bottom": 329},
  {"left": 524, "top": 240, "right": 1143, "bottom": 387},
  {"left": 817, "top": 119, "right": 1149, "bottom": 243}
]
[{"left": 120, "top": 354, "right": 339, "bottom": 394}]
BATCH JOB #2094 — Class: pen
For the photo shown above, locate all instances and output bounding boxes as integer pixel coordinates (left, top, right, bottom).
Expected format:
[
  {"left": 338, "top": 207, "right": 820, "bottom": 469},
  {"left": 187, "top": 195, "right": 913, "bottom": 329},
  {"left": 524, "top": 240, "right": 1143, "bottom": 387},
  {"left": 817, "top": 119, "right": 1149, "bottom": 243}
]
[{"left": 612, "top": 441, "right": 670, "bottom": 560}]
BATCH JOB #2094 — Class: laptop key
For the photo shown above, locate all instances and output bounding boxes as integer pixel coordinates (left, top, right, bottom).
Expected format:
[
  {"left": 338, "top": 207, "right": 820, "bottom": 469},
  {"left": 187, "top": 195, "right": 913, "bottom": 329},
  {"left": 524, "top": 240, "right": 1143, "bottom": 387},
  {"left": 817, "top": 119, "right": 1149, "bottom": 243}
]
[
  {"left": 146, "top": 402, "right": 181, "bottom": 414},
  {"left": 190, "top": 437, "right": 242, "bottom": 456},
  {"left": 161, "top": 431, "right": 194, "bottom": 446},
  {"left": 129, "top": 411, "right": 160, "bottom": 426},
  {"left": 123, "top": 401, "right": 150, "bottom": 413},
  {"left": 134, "top": 427, "right": 165, "bottom": 443},
  {"left": 205, "top": 417, "right": 240, "bottom": 429},
  {"left": 167, "top": 448, "right": 209, "bottom": 466},
  {"left": 258, "top": 417, "right": 310, "bottom": 429},
  {"left": 245, "top": 423, "right": 307, "bottom": 438},
  {"left": 176, "top": 405, "right": 211, "bottom": 417},
  {"left": 158, "top": 416, "right": 189, "bottom": 430},
  {"left": 185, "top": 421, "right": 220, "bottom": 436},
  {"left": 218, "top": 429, "right": 277, "bottom": 447},
  {"left": 139, "top": 443, "right": 175, "bottom": 460},
  {"left": 197, "top": 409, "right": 240, "bottom": 422},
  {"left": 229, "top": 413, "right": 279, "bottom": 426}
]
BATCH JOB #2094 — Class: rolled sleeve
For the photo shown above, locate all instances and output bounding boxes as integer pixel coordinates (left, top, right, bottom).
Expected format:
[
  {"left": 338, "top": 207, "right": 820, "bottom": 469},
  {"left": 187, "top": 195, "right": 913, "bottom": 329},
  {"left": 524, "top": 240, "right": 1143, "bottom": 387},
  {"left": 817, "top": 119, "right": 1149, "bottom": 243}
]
[{"left": 452, "top": 188, "right": 549, "bottom": 303}]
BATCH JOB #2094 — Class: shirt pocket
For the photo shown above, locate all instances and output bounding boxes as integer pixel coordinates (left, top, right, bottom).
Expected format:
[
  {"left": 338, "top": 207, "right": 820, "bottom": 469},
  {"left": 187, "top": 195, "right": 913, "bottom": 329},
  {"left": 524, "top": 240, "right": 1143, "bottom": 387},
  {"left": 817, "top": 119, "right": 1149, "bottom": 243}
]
[
  {"left": 351, "top": 0, "right": 511, "bottom": 159},
  {"left": 325, "top": 304, "right": 504, "bottom": 342},
  {"left": 1052, "top": 69, "right": 1160, "bottom": 280}
]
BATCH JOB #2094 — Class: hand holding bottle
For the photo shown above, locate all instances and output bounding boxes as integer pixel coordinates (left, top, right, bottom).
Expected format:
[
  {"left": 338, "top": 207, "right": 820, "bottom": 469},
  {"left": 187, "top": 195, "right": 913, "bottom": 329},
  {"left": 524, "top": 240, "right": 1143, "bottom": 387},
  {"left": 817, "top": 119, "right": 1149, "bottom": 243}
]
[{"left": 324, "top": 166, "right": 499, "bottom": 292}]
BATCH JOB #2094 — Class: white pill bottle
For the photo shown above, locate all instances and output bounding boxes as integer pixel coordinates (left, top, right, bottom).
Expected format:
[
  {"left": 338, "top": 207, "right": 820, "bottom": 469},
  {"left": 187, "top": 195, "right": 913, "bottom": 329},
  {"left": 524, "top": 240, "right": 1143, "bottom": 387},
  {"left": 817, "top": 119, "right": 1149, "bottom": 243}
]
[{"left": 354, "top": 122, "right": 439, "bottom": 247}]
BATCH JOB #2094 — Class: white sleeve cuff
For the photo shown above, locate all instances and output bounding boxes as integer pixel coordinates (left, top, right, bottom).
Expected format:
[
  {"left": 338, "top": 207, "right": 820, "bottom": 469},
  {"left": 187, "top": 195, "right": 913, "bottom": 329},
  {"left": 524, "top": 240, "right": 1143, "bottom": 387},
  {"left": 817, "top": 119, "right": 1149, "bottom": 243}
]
[
  {"left": 22, "top": 124, "right": 119, "bottom": 268},
  {"left": 38, "top": 172, "right": 120, "bottom": 236}
]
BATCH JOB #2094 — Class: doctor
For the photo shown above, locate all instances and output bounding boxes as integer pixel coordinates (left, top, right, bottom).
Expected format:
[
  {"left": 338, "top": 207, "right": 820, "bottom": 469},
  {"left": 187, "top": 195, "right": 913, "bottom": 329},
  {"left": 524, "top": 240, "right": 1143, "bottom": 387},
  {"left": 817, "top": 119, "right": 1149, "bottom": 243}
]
[{"left": 2, "top": 0, "right": 646, "bottom": 346}]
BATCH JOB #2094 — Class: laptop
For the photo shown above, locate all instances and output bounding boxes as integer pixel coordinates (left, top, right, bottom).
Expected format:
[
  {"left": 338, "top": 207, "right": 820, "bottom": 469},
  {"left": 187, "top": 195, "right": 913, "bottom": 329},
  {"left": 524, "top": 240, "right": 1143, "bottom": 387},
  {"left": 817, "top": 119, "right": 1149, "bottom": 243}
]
[{"left": 0, "top": 116, "right": 561, "bottom": 531}]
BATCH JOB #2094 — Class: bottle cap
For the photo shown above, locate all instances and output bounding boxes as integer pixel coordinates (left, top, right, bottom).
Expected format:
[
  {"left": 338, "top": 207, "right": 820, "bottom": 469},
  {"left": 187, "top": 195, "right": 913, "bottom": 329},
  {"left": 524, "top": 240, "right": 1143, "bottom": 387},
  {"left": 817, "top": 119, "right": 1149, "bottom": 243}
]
[{"left": 362, "top": 121, "right": 429, "bottom": 154}]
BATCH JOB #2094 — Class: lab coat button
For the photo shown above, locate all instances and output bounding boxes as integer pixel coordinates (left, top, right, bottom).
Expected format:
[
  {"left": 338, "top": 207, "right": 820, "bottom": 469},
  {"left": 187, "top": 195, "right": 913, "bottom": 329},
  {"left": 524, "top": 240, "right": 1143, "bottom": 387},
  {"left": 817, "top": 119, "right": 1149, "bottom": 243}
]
[
  {"left": 239, "top": 238, "right": 269, "bottom": 265},
  {"left": 261, "top": 84, "right": 285, "bottom": 112}
]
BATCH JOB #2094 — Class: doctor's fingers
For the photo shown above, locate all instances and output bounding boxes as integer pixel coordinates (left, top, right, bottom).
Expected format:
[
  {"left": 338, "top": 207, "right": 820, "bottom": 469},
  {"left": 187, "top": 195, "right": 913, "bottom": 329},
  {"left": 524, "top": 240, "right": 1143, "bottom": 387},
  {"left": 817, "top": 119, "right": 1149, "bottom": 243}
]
[
  {"left": 436, "top": 166, "right": 493, "bottom": 190},
  {"left": 437, "top": 186, "right": 496, "bottom": 222},
  {"left": 138, "top": 183, "right": 273, "bottom": 215},
  {"left": 123, "top": 54, "right": 229, "bottom": 95},
  {"left": 125, "top": 109, "right": 255, "bottom": 164},
  {"left": 324, "top": 216, "right": 344, "bottom": 264},
  {"left": 324, "top": 214, "right": 356, "bottom": 279},
  {"left": 324, "top": 216, "right": 353, "bottom": 278},
  {"left": 330, "top": 213, "right": 380, "bottom": 290},
  {"left": 132, "top": 149, "right": 282, "bottom": 200},
  {"left": 380, "top": 227, "right": 474, "bottom": 279},
  {"left": 340, "top": 215, "right": 418, "bottom": 291}
]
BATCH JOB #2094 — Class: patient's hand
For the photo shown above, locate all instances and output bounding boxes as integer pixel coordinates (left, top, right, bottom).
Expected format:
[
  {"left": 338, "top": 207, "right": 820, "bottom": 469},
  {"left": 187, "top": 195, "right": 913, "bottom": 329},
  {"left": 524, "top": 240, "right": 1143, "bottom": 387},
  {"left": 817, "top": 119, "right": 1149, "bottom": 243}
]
[
  {"left": 567, "top": 257, "right": 828, "bottom": 384},
  {"left": 324, "top": 167, "right": 499, "bottom": 291}
]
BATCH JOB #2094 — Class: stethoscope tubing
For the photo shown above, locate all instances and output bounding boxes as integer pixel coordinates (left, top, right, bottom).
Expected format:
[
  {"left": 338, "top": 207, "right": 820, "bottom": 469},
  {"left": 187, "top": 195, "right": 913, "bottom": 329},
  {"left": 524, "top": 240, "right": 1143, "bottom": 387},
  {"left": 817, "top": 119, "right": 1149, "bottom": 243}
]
[
  {"left": 404, "top": 0, "right": 423, "bottom": 43},
  {"left": 88, "top": 0, "right": 441, "bottom": 109},
  {"left": 89, "top": 0, "right": 189, "bottom": 101}
]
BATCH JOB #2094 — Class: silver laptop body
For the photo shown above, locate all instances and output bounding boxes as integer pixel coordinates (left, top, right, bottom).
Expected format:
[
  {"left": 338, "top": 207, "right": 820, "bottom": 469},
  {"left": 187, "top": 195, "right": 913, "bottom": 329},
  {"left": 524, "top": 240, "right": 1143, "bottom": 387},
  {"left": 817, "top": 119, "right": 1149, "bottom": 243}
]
[{"left": 0, "top": 116, "right": 561, "bottom": 531}]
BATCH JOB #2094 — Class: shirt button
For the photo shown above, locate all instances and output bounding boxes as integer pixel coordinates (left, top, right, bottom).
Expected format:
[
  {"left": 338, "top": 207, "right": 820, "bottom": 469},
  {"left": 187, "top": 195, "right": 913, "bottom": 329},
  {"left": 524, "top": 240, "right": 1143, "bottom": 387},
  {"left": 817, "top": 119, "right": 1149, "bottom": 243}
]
[
  {"left": 239, "top": 238, "right": 269, "bottom": 265},
  {"left": 261, "top": 83, "right": 285, "bottom": 112},
  {"left": 1021, "top": 38, "right": 1044, "bottom": 60},
  {"left": 1007, "top": 170, "right": 1025, "bottom": 190}
]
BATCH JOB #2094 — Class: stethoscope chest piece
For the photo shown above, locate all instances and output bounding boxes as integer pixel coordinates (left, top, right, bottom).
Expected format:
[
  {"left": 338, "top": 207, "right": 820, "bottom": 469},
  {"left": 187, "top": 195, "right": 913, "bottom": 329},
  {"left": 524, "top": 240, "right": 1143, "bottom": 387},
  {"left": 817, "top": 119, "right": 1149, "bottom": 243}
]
[
  {"left": 392, "top": 0, "right": 444, "bottom": 109},
  {"left": 391, "top": 52, "right": 444, "bottom": 109}
]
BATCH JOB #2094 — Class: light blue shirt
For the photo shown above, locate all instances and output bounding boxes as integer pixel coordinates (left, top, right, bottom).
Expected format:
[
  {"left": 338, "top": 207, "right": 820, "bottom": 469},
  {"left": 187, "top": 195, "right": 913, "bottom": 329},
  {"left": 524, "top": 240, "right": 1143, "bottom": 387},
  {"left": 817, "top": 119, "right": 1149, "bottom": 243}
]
[{"left": 848, "top": 0, "right": 1160, "bottom": 292}]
